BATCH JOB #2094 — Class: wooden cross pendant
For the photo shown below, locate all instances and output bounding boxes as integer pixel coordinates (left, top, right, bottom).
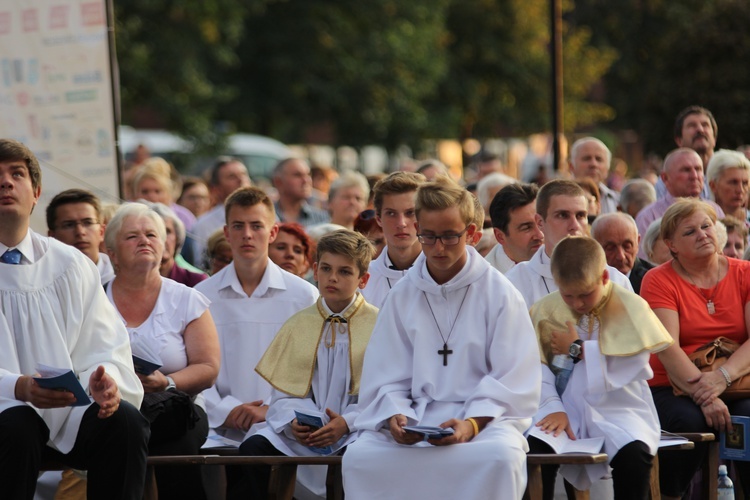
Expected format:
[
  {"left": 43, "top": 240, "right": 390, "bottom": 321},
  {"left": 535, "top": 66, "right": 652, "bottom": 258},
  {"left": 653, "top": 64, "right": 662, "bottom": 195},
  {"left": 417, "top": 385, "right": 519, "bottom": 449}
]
[{"left": 438, "top": 342, "right": 453, "bottom": 366}]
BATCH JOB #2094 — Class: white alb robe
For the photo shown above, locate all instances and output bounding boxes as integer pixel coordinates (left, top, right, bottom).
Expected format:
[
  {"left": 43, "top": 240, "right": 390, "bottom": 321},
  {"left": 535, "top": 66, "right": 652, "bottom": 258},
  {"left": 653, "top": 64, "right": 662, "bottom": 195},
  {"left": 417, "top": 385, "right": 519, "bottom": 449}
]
[
  {"left": 344, "top": 247, "right": 541, "bottom": 500},
  {"left": 360, "top": 246, "right": 411, "bottom": 309},
  {"left": 506, "top": 245, "right": 633, "bottom": 308},
  {"left": 196, "top": 259, "right": 318, "bottom": 441},
  {"left": 250, "top": 297, "right": 361, "bottom": 499},
  {"left": 0, "top": 232, "right": 142, "bottom": 453},
  {"left": 484, "top": 242, "right": 516, "bottom": 274},
  {"left": 533, "top": 316, "right": 660, "bottom": 490}
]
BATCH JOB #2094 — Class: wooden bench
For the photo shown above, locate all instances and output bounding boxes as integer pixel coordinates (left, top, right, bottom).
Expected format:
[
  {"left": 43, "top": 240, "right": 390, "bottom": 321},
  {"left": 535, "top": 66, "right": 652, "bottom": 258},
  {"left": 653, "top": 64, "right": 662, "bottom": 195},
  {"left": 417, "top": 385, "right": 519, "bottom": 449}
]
[
  {"left": 651, "top": 432, "right": 716, "bottom": 500},
  {"left": 523, "top": 453, "right": 609, "bottom": 500}
]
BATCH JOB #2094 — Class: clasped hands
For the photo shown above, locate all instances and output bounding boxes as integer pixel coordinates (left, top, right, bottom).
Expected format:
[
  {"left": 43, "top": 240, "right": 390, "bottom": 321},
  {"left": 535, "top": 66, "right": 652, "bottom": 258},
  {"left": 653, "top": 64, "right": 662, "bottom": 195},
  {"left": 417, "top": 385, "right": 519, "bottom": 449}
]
[
  {"left": 291, "top": 408, "right": 349, "bottom": 449},
  {"left": 685, "top": 371, "right": 733, "bottom": 432},
  {"left": 388, "top": 414, "right": 474, "bottom": 446},
  {"left": 15, "top": 365, "right": 121, "bottom": 419}
]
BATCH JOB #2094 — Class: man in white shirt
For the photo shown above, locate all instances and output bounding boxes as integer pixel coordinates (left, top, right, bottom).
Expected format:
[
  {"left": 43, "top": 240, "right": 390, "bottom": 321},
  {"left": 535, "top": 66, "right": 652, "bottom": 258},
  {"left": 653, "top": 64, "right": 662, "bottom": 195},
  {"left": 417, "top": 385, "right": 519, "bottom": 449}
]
[
  {"left": 485, "top": 182, "right": 544, "bottom": 274},
  {"left": 506, "top": 179, "right": 633, "bottom": 308},
  {"left": 0, "top": 139, "right": 147, "bottom": 499},
  {"left": 46, "top": 188, "right": 115, "bottom": 285},
  {"left": 344, "top": 176, "right": 540, "bottom": 500},
  {"left": 360, "top": 171, "right": 425, "bottom": 308},
  {"left": 190, "top": 157, "right": 251, "bottom": 267},
  {"left": 569, "top": 137, "right": 620, "bottom": 214},
  {"left": 196, "top": 186, "right": 318, "bottom": 443}
]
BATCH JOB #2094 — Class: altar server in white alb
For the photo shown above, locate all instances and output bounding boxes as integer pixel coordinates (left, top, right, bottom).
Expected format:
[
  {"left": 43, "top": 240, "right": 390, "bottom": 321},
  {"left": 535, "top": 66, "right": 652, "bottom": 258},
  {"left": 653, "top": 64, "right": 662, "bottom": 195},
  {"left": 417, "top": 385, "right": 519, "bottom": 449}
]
[
  {"left": 360, "top": 171, "right": 425, "bottom": 308},
  {"left": 344, "top": 176, "right": 541, "bottom": 500},
  {"left": 0, "top": 139, "right": 148, "bottom": 499},
  {"left": 506, "top": 179, "right": 633, "bottom": 308},
  {"left": 527, "top": 237, "right": 673, "bottom": 499},
  {"left": 196, "top": 187, "right": 318, "bottom": 443},
  {"left": 232, "top": 230, "right": 378, "bottom": 500}
]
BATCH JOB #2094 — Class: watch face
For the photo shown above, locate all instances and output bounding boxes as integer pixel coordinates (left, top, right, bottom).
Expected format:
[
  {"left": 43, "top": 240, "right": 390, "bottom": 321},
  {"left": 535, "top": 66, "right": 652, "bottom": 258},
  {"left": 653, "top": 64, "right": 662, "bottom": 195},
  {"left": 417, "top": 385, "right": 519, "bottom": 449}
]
[{"left": 569, "top": 343, "right": 582, "bottom": 358}]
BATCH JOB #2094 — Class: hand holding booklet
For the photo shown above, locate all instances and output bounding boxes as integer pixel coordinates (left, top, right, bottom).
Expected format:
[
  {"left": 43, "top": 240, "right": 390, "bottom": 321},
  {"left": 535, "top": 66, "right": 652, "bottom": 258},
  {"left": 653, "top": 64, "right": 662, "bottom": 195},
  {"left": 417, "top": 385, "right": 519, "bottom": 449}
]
[
  {"left": 294, "top": 410, "right": 333, "bottom": 455},
  {"left": 34, "top": 364, "right": 90, "bottom": 407},
  {"left": 130, "top": 338, "right": 163, "bottom": 375},
  {"left": 528, "top": 426, "right": 604, "bottom": 454},
  {"left": 402, "top": 425, "right": 455, "bottom": 440}
]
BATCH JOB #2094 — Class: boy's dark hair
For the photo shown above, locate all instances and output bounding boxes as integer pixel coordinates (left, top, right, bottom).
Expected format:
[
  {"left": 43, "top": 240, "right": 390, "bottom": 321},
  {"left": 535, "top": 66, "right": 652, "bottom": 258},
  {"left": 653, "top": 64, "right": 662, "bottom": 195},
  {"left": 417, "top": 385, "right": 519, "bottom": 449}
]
[
  {"left": 46, "top": 189, "right": 102, "bottom": 231},
  {"left": 489, "top": 183, "right": 538, "bottom": 233},
  {"left": 0, "top": 139, "right": 41, "bottom": 191},
  {"left": 316, "top": 229, "right": 373, "bottom": 277},
  {"left": 224, "top": 186, "right": 274, "bottom": 222}
]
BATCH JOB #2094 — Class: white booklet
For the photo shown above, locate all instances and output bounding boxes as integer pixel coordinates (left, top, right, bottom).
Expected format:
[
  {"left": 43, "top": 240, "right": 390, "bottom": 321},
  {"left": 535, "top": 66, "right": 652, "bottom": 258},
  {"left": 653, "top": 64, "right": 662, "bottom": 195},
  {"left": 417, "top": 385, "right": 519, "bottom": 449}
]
[
  {"left": 528, "top": 426, "right": 605, "bottom": 454},
  {"left": 659, "top": 430, "right": 690, "bottom": 448}
]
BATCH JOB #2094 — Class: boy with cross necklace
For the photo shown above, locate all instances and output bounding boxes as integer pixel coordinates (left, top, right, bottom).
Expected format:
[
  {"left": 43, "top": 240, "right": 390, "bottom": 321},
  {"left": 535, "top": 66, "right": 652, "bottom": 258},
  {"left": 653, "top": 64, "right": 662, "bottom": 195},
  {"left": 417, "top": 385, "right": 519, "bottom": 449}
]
[{"left": 343, "top": 176, "right": 541, "bottom": 500}]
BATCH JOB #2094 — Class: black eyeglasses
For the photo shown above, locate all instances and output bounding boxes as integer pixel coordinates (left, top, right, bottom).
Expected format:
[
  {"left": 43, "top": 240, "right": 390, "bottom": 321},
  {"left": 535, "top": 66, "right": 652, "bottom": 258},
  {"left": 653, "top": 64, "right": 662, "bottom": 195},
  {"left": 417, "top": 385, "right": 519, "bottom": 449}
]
[
  {"left": 359, "top": 209, "right": 376, "bottom": 221},
  {"left": 417, "top": 226, "right": 470, "bottom": 246}
]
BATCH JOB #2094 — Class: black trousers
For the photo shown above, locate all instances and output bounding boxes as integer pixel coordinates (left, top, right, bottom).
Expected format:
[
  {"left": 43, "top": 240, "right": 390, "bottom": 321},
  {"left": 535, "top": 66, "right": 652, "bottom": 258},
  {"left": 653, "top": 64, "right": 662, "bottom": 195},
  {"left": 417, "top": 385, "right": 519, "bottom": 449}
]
[
  {"left": 227, "top": 434, "right": 286, "bottom": 500},
  {"left": 0, "top": 401, "right": 149, "bottom": 500},
  {"left": 652, "top": 386, "right": 750, "bottom": 498},
  {"left": 148, "top": 405, "right": 209, "bottom": 500},
  {"left": 528, "top": 436, "right": 653, "bottom": 500}
]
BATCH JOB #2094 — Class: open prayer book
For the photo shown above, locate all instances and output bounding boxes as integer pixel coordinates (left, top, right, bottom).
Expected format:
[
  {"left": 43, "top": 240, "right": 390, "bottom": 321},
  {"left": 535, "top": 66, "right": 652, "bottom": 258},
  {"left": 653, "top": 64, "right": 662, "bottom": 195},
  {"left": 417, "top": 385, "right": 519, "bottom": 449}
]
[
  {"left": 659, "top": 430, "right": 690, "bottom": 448},
  {"left": 528, "top": 426, "right": 604, "bottom": 454},
  {"left": 130, "top": 338, "right": 163, "bottom": 375},
  {"left": 34, "top": 364, "right": 90, "bottom": 406}
]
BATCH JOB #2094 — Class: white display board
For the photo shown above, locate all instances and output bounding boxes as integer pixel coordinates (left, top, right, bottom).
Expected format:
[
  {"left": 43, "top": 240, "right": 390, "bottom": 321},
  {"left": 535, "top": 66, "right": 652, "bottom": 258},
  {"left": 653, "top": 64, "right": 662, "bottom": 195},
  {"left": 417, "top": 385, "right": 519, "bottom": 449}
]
[{"left": 0, "top": 0, "right": 119, "bottom": 232}]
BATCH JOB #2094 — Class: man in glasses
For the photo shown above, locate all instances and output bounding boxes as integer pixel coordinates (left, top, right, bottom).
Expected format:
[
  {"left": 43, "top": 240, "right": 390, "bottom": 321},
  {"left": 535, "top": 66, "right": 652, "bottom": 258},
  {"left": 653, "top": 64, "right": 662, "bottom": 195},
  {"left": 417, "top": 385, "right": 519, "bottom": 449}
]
[
  {"left": 361, "top": 171, "right": 426, "bottom": 308},
  {"left": 344, "top": 176, "right": 540, "bottom": 500},
  {"left": 47, "top": 188, "right": 114, "bottom": 286}
]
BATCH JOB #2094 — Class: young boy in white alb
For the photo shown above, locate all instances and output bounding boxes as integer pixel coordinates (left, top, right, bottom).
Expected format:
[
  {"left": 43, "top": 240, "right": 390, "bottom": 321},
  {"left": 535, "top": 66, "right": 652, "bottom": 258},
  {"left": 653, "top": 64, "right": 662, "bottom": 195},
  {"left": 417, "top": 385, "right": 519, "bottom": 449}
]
[
  {"left": 231, "top": 230, "right": 378, "bottom": 500},
  {"left": 528, "top": 236, "right": 673, "bottom": 499}
]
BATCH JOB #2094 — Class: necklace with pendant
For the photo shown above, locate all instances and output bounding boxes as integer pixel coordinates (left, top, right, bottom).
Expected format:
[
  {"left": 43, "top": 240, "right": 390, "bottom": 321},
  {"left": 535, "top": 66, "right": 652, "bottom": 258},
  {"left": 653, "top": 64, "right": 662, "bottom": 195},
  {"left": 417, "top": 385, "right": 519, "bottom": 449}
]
[
  {"left": 423, "top": 289, "right": 470, "bottom": 366},
  {"left": 677, "top": 259, "right": 720, "bottom": 315}
]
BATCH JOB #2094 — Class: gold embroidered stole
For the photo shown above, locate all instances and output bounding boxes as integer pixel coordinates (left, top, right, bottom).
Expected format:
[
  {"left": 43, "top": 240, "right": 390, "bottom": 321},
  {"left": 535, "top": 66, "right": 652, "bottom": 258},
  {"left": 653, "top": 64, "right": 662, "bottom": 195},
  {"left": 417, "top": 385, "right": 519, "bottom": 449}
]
[
  {"left": 530, "top": 281, "right": 673, "bottom": 366},
  {"left": 255, "top": 294, "right": 379, "bottom": 397}
]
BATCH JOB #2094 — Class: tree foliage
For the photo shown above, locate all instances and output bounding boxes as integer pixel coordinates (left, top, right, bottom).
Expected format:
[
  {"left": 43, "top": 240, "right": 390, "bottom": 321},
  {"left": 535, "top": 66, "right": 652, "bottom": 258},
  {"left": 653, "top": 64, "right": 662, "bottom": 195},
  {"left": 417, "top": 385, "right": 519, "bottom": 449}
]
[
  {"left": 116, "top": 0, "right": 616, "bottom": 148},
  {"left": 571, "top": 0, "right": 750, "bottom": 154},
  {"left": 115, "top": 0, "right": 249, "bottom": 152}
]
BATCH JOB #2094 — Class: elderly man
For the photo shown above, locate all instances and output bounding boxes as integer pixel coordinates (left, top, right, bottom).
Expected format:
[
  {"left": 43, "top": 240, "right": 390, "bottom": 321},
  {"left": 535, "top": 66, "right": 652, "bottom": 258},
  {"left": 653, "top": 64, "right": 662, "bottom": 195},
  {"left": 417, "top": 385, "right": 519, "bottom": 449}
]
[
  {"left": 635, "top": 148, "right": 724, "bottom": 258},
  {"left": 706, "top": 149, "right": 750, "bottom": 224},
  {"left": 272, "top": 158, "right": 329, "bottom": 227},
  {"left": 655, "top": 106, "right": 717, "bottom": 200},
  {"left": 591, "top": 212, "right": 653, "bottom": 294},
  {"left": 485, "top": 183, "right": 543, "bottom": 274},
  {"left": 568, "top": 137, "right": 620, "bottom": 214},
  {"left": 618, "top": 179, "right": 656, "bottom": 220}
]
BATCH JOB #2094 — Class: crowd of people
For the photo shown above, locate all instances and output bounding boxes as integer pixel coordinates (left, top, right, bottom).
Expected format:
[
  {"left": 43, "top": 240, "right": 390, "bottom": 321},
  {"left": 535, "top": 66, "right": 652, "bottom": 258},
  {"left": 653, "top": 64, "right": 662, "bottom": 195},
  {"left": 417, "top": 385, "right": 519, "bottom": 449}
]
[{"left": 2, "top": 104, "right": 750, "bottom": 500}]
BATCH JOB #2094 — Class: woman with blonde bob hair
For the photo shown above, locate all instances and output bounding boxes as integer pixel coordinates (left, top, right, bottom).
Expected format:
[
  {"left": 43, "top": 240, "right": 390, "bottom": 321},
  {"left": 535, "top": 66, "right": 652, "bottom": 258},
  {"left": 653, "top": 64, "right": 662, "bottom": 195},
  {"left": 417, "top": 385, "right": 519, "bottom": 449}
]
[
  {"left": 641, "top": 198, "right": 750, "bottom": 498},
  {"left": 105, "top": 203, "right": 220, "bottom": 499}
]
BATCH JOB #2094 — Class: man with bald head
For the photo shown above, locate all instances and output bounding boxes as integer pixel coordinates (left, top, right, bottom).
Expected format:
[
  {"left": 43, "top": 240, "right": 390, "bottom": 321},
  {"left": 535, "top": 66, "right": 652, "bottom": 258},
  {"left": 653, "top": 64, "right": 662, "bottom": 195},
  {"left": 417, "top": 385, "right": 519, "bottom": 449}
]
[
  {"left": 568, "top": 137, "right": 620, "bottom": 214},
  {"left": 635, "top": 149, "right": 724, "bottom": 256},
  {"left": 591, "top": 212, "right": 653, "bottom": 294}
]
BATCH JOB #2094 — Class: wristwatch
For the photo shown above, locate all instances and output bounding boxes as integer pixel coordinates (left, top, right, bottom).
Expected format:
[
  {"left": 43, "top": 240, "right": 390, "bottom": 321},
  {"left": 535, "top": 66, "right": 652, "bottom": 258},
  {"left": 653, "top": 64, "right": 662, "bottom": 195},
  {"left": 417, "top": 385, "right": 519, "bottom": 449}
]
[
  {"left": 165, "top": 376, "right": 177, "bottom": 391},
  {"left": 568, "top": 339, "right": 584, "bottom": 364}
]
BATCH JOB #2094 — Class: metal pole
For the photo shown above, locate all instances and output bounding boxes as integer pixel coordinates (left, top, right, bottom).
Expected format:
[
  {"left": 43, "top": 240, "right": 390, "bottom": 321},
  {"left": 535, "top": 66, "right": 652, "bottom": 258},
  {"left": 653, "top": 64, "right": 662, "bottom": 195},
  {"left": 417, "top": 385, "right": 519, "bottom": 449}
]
[
  {"left": 550, "top": 0, "right": 563, "bottom": 171},
  {"left": 105, "top": 0, "right": 123, "bottom": 199}
]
